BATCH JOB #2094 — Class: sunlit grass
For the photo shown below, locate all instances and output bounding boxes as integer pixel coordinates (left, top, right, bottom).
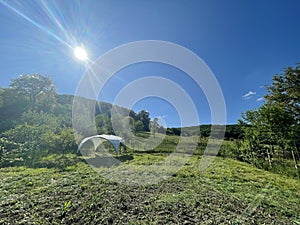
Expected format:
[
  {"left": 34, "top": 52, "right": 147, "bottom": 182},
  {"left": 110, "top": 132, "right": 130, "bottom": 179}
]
[{"left": 0, "top": 155, "right": 299, "bottom": 224}]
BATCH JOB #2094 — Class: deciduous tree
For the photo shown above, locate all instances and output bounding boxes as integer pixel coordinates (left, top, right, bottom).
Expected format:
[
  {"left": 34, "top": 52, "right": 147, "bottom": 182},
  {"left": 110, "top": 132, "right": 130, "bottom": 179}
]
[{"left": 9, "top": 74, "right": 56, "bottom": 112}]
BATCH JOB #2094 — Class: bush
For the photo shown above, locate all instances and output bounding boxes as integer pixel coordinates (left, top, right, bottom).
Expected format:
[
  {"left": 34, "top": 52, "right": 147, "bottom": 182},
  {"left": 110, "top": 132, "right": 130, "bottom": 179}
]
[{"left": 0, "top": 137, "right": 28, "bottom": 167}]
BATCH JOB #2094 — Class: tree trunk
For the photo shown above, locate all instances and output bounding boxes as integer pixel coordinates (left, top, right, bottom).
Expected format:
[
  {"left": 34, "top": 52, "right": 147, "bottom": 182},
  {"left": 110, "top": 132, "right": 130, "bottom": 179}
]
[
  {"left": 291, "top": 148, "right": 298, "bottom": 170},
  {"left": 249, "top": 143, "right": 255, "bottom": 165},
  {"left": 294, "top": 141, "right": 300, "bottom": 161},
  {"left": 266, "top": 146, "right": 272, "bottom": 169}
]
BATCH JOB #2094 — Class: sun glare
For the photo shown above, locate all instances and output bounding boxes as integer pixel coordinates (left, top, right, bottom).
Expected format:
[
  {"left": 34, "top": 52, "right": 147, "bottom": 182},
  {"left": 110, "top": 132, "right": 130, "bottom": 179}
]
[{"left": 74, "top": 46, "right": 88, "bottom": 61}]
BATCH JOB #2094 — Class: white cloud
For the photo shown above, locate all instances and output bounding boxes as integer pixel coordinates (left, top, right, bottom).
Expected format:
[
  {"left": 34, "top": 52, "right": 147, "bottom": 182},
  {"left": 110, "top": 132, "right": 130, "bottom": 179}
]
[
  {"left": 242, "top": 91, "right": 256, "bottom": 100},
  {"left": 257, "top": 97, "right": 264, "bottom": 102}
]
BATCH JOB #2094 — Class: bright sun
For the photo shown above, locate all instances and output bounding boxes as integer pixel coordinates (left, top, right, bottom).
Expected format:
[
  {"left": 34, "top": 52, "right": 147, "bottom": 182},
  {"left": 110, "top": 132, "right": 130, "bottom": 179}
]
[{"left": 74, "top": 46, "right": 88, "bottom": 61}]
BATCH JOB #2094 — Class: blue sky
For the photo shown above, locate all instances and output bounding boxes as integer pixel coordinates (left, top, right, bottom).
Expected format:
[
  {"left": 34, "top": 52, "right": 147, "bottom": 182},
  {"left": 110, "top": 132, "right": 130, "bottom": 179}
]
[{"left": 0, "top": 0, "right": 300, "bottom": 127}]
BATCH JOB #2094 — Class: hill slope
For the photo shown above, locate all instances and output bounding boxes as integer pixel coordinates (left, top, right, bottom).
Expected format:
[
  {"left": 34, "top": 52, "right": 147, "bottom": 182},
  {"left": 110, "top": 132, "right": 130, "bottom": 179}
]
[{"left": 0, "top": 155, "right": 299, "bottom": 224}]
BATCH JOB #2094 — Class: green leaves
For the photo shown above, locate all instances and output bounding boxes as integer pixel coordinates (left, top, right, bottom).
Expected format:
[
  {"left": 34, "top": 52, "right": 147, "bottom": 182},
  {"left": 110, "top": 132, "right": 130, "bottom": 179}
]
[
  {"left": 62, "top": 200, "right": 72, "bottom": 212},
  {"left": 0, "top": 137, "right": 28, "bottom": 167},
  {"left": 265, "top": 63, "right": 300, "bottom": 121},
  {"left": 9, "top": 74, "right": 56, "bottom": 112},
  {"left": 240, "top": 63, "right": 300, "bottom": 172}
]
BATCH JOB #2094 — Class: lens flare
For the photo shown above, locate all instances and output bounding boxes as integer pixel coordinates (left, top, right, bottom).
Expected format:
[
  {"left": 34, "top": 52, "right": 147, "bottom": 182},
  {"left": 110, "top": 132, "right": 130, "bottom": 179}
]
[{"left": 74, "top": 46, "right": 88, "bottom": 61}]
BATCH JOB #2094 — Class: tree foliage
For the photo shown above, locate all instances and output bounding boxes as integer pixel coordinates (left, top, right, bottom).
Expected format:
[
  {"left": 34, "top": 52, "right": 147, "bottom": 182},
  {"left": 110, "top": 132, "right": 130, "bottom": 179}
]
[
  {"left": 240, "top": 63, "right": 300, "bottom": 173},
  {"left": 0, "top": 74, "right": 153, "bottom": 168},
  {"left": 0, "top": 88, "right": 29, "bottom": 132},
  {"left": 137, "top": 110, "right": 150, "bottom": 132},
  {"left": 265, "top": 64, "right": 300, "bottom": 121},
  {"left": 150, "top": 118, "right": 159, "bottom": 137},
  {"left": 0, "top": 137, "right": 27, "bottom": 167},
  {"left": 9, "top": 74, "right": 56, "bottom": 112}
]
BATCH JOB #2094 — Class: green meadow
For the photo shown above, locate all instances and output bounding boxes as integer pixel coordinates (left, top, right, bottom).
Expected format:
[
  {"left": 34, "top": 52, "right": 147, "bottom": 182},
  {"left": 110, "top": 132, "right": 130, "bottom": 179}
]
[{"left": 0, "top": 150, "right": 299, "bottom": 225}]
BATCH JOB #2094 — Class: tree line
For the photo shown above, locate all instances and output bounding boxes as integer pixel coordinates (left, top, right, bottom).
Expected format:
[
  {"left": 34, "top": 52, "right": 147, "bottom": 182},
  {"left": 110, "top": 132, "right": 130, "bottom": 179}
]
[
  {"left": 0, "top": 74, "right": 155, "bottom": 167},
  {"left": 233, "top": 63, "right": 300, "bottom": 176},
  {"left": 0, "top": 63, "right": 299, "bottom": 177}
]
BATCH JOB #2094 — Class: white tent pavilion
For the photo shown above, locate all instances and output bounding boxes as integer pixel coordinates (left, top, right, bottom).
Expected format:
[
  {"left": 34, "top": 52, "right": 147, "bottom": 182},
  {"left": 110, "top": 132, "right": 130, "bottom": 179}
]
[{"left": 78, "top": 134, "right": 124, "bottom": 154}]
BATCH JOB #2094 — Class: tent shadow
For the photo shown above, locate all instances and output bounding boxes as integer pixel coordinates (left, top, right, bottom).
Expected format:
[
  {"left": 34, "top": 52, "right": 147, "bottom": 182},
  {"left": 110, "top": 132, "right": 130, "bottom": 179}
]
[
  {"left": 85, "top": 154, "right": 134, "bottom": 168},
  {"left": 116, "top": 155, "right": 134, "bottom": 162}
]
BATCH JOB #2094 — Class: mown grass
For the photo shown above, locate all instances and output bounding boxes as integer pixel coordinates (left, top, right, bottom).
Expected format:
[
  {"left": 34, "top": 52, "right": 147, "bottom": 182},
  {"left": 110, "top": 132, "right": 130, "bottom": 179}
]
[{"left": 0, "top": 153, "right": 299, "bottom": 224}]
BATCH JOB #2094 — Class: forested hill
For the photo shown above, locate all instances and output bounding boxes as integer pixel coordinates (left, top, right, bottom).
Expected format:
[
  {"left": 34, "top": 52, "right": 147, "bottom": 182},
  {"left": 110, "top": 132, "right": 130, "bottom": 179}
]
[
  {"left": 1, "top": 63, "right": 299, "bottom": 177},
  {"left": 0, "top": 74, "right": 152, "bottom": 134},
  {"left": 167, "top": 124, "right": 242, "bottom": 139},
  {"left": 0, "top": 74, "right": 153, "bottom": 167},
  {"left": 0, "top": 90, "right": 136, "bottom": 131},
  {"left": 0, "top": 74, "right": 242, "bottom": 138}
]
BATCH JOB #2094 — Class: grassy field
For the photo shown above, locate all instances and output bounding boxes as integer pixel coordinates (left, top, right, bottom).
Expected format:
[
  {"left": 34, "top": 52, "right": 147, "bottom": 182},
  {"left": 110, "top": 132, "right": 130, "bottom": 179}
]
[{"left": 0, "top": 153, "right": 299, "bottom": 224}]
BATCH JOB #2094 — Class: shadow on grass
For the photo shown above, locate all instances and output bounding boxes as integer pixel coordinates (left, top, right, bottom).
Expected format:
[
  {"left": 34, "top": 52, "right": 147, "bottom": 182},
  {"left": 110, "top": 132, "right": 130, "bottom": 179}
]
[
  {"left": 85, "top": 154, "right": 134, "bottom": 168},
  {"left": 24, "top": 154, "right": 85, "bottom": 171},
  {"left": 25, "top": 154, "right": 134, "bottom": 170}
]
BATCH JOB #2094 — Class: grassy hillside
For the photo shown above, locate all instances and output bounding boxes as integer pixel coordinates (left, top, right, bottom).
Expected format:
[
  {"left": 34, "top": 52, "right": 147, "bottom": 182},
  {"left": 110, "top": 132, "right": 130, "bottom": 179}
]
[
  {"left": 0, "top": 155, "right": 299, "bottom": 225},
  {"left": 0, "top": 75, "right": 299, "bottom": 224}
]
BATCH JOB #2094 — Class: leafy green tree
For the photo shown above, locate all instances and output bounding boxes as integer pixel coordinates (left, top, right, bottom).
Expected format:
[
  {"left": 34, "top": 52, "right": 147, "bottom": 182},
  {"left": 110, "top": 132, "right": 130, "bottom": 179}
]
[
  {"left": 120, "top": 116, "right": 135, "bottom": 142},
  {"left": 224, "top": 124, "right": 243, "bottom": 139},
  {"left": 129, "top": 110, "right": 137, "bottom": 121},
  {"left": 264, "top": 64, "right": 300, "bottom": 164},
  {"left": 2, "top": 111, "right": 61, "bottom": 164},
  {"left": 0, "top": 88, "right": 29, "bottom": 132},
  {"left": 123, "top": 116, "right": 135, "bottom": 133},
  {"left": 242, "top": 103, "right": 295, "bottom": 168},
  {"left": 95, "top": 114, "right": 113, "bottom": 134},
  {"left": 265, "top": 63, "right": 300, "bottom": 122},
  {"left": 9, "top": 74, "right": 56, "bottom": 112},
  {"left": 41, "top": 128, "right": 77, "bottom": 156},
  {"left": 150, "top": 118, "right": 159, "bottom": 138},
  {"left": 0, "top": 137, "right": 28, "bottom": 167},
  {"left": 134, "top": 121, "right": 144, "bottom": 133},
  {"left": 137, "top": 110, "right": 150, "bottom": 131},
  {"left": 240, "top": 63, "right": 300, "bottom": 172}
]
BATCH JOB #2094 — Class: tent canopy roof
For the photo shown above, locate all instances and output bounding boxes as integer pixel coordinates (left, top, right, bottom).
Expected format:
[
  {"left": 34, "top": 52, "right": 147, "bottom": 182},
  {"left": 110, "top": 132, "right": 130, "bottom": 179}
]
[{"left": 78, "top": 134, "right": 124, "bottom": 154}]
